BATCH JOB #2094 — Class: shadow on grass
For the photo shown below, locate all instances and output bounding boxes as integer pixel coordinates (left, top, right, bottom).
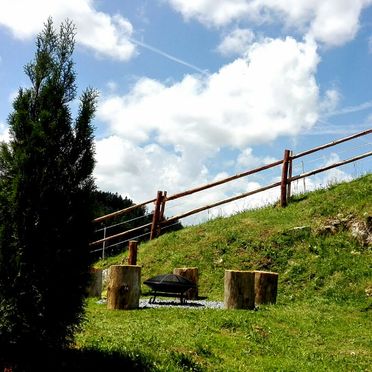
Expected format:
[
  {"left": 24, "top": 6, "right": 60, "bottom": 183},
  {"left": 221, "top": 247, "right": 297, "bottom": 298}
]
[{"left": 1, "top": 348, "right": 153, "bottom": 372}]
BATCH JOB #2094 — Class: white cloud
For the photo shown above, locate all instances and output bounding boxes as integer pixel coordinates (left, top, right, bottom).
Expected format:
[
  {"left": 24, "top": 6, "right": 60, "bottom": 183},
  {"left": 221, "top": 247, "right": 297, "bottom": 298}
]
[
  {"left": 94, "top": 36, "right": 320, "bottom": 209},
  {"left": 167, "top": 0, "right": 372, "bottom": 46},
  {"left": 98, "top": 36, "right": 319, "bottom": 148},
  {"left": 0, "top": 0, "right": 136, "bottom": 61},
  {"left": 236, "top": 148, "right": 277, "bottom": 169},
  {"left": 0, "top": 122, "right": 9, "bottom": 143},
  {"left": 319, "top": 89, "right": 341, "bottom": 114},
  {"left": 217, "top": 28, "right": 255, "bottom": 56},
  {"left": 8, "top": 90, "right": 19, "bottom": 104}
]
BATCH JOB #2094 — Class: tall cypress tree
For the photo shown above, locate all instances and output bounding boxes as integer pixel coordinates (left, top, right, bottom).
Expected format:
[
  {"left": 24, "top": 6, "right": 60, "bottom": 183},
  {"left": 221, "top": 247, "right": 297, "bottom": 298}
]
[{"left": 0, "top": 18, "right": 97, "bottom": 356}]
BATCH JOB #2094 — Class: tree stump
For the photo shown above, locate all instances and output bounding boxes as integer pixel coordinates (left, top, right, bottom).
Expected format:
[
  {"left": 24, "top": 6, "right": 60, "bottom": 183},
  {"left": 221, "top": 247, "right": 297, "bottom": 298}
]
[
  {"left": 254, "top": 270, "right": 278, "bottom": 305},
  {"left": 224, "top": 270, "right": 255, "bottom": 310},
  {"left": 173, "top": 267, "right": 198, "bottom": 300},
  {"left": 107, "top": 265, "right": 141, "bottom": 310},
  {"left": 87, "top": 268, "right": 102, "bottom": 298}
]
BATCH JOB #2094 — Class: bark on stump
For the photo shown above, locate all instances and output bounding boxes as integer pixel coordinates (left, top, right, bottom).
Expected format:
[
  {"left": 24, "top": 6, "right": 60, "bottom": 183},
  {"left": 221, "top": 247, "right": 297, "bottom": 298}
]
[
  {"left": 254, "top": 270, "right": 278, "bottom": 305},
  {"left": 173, "top": 267, "right": 199, "bottom": 300},
  {"left": 224, "top": 270, "right": 255, "bottom": 310},
  {"left": 87, "top": 268, "right": 102, "bottom": 298},
  {"left": 107, "top": 265, "right": 141, "bottom": 310}
]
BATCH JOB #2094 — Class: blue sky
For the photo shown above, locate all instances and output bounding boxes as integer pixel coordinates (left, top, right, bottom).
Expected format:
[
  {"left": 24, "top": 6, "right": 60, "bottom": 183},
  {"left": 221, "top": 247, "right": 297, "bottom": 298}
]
[{"left": 0, "top": 1, "right": 371, "bottom": 223}]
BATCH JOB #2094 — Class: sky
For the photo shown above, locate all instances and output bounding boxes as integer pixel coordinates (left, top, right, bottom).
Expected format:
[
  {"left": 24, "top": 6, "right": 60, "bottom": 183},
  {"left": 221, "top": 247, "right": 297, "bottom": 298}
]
[{"left": 0, "top": 0, "right": 371, "bottom": 224}]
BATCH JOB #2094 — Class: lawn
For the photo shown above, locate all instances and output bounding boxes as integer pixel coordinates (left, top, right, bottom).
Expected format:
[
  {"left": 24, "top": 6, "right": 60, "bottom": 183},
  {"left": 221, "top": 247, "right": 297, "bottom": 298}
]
[
  {"left": 76, "top": 298, "right": 371, "bottom": 371},
  {"left": 77, "top": 175, "right": 372, "bottom": 371}
]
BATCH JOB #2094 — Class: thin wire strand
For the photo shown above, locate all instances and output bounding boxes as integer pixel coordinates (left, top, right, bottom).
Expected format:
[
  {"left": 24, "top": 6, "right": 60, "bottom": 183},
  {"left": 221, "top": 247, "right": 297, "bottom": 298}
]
[
  {"left": 160, "top": 221, "right": 183, "bottom": 232},
  {"left": 94, "top": 214, "right": 151, "bottom": 233},
  {"left": 89, "top": 231, "right": 151, "bottom": 254}
]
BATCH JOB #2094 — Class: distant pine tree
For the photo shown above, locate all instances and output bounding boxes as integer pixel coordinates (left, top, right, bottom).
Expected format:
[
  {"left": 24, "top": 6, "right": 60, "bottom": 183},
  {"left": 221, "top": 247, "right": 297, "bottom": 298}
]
[
  {"left": 91, "top": 190, "right": 152, "bottom": 258},
  {"left": 92, "top": 190, "right": 138, "bottom": 218},
  {"left": 0, "top": 18, "right": 97, "bottom": 359}
]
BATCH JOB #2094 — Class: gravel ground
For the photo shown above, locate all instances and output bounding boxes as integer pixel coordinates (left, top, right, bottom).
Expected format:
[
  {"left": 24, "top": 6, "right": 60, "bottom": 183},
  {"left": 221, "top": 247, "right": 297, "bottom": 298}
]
[
  {"left": 97, "top": 298, "right": 224, "bottom": 309},
  {"left": 139, "top": 298, "right": 224, "bottom": 309}
]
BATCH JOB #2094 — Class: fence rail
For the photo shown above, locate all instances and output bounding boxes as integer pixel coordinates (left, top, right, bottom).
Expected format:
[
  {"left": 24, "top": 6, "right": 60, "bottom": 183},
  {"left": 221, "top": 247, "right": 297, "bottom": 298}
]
[{"left": 90, "top": 128, "right": 372, "bottom": 256}]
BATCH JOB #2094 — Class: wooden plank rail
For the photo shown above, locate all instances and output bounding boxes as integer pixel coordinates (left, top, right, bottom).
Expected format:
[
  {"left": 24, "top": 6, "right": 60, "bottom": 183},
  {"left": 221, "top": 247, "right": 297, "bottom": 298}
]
[
  {"left": 163, "top": 149, "right": 372, "bottom": 226},
  {"left": 93, "top": 198, "right": 156, "bottom": 224},
  {"left": 166, "top": 159, "right": 283, "bottom": 202},
  {"left": 291, "top": 128, "right": 372, "bottom": 160},
  {"left": 289, "top": 150, "right": 372, "bottom": 182},
  {"left": 163, "top": 181, "right": 282, "bottom": 225}
]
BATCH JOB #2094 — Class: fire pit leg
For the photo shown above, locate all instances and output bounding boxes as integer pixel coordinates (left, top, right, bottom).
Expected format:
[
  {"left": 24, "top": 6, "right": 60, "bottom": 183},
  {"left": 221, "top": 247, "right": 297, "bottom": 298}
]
[
  {"left": 180, "top": 292, "right": 188, "bottom": 304},
  {"left": 149, "top": 292, "right": 158, "bottom": 304}
]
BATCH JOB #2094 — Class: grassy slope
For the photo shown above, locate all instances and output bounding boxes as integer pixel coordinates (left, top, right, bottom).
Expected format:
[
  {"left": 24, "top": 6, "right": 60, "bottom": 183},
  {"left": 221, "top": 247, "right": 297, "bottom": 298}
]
[
  {"left": 81, "top": 175, "right": 372, "bottom": 371},
  {"left": 96, "top": 174, "right": 371, "bottom": 304}
]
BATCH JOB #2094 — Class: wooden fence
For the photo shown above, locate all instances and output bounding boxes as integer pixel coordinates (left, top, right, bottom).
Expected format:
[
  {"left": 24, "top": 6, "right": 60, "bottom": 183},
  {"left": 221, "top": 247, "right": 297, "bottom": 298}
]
[{"left": 90, "top": 128, "right": 372, "bottom": 255}]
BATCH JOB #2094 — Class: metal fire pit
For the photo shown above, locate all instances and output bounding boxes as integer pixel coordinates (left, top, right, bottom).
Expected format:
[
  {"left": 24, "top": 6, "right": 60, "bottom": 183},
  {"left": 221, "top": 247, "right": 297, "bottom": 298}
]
[{"left": 144, "top": 274, "right": 197, "bottom": 304}]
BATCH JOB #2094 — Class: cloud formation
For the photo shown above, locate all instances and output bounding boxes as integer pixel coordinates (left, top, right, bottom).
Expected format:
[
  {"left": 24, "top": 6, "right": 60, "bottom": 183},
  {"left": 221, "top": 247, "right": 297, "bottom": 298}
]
[
  {"left": 0, "top": 0, "right": 136, "bottom": 61},
  {"left": 0, "top": 122, "right": 9, "bottom": 142},
  {"left": 167, "top": 0, "right": 372, "bottom": 46},
  {"left": 95, "top": 36, "right": 320, "bottom": 205},
  {"left": 217, "top": 28, "right": 255, "bottom": 56}
]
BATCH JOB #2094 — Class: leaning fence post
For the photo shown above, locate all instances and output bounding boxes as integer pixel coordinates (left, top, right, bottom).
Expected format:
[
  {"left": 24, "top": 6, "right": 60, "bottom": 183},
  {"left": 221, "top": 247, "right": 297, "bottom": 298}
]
[
  {"left": 128, "top": 240, "right": 138, "bottom": 265},
  {"left": 159, "top": 191, "right": 167, "bottom": 235},
  {"left": 150, "top": 191, "right": 163, "bottom": 240},
  {"left": 281, "top": 149, "right": 291, "bottom": 207},
  {"left": 160, "top": 191, "right": 167, "bottom": 222},
  {"left": 287, "top": 150, "right": 293, "bottom": 200}
]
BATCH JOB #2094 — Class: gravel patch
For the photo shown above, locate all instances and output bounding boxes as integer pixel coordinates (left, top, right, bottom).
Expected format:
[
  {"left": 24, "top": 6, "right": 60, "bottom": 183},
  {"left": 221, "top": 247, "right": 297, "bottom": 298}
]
[
  {"left": 139, "top": 299, "right": 224, "bottom": 309},
  {"left": 96, "top": 298, "right": 224, "bottom": 309}
]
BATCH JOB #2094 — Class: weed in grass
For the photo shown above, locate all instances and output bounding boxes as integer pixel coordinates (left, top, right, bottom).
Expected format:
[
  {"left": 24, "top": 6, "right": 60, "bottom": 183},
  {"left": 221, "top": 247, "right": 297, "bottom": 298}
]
[{"left": 170, "top": 351, "right": 204, "bottom": 372}]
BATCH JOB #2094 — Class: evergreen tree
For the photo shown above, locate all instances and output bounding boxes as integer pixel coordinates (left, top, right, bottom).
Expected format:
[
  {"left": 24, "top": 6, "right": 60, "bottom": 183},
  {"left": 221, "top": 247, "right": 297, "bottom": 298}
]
[{"left": 0, "top": 18, "right": 97, "bottom": 358}]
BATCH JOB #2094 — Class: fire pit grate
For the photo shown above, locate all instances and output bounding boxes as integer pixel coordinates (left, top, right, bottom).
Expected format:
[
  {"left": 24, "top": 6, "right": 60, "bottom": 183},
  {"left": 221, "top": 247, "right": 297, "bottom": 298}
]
[{"left": 144, "top": 273, "right": 197, "bottom": 304}]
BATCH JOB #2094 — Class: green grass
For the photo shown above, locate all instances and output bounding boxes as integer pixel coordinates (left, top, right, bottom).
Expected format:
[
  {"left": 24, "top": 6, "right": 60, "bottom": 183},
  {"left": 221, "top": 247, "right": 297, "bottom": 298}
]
[
  {"left": 76, "top": 300, "right": 371, "bottom": 371},
  {"left": 77, "top": 174, "right": 372, "bottom": 371}
]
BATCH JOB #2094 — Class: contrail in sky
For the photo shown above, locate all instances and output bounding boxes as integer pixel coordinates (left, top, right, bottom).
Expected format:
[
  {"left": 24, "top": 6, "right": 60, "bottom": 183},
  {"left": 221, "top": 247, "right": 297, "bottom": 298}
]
[
  {"left": 129, "top": 37, "right": 210, "bottom": 76},
  {"left": 324, "top": 100, "right": 372, "bottom": 117}
]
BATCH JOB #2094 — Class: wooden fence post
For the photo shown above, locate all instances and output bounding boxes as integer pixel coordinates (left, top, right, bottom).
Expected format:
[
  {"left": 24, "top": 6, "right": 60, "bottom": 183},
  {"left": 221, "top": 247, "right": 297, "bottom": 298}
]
[
  {"left": 160, "top": 191, "right": 167, "bottom": 222},
  {"left": 281, "top": 149, "right": 291, "bottom": 207},
  {"left": 128, "top": 240, "right": 138, "bottom": 265},
  {"left": 150, "top": 191, "right": 163, "bottom": 240},
  {"left": 287, "top": 150, "right": 293, "bottom": 200}
]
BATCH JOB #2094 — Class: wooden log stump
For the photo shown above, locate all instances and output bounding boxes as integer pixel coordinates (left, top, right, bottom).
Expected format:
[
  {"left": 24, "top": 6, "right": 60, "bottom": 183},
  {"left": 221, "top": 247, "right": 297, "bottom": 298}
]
[
  {"left": 173, "top": 267, "right": 198, "bottom": 300},
  {"left": 224, "top": 270, "right": 255, "bottom": 310},
  {"left": 254, "top": 270, "right": 278, "bottom": 305},
  {"left": 107, "top": 265, "right": 141, "bottom": 310},
  {"left": 87, "top": 268, "right": 102, "bottom": 298}
]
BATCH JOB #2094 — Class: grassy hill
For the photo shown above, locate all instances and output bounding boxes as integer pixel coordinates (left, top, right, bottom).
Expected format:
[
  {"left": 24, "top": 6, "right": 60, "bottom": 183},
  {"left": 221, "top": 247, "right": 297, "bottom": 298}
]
[
  {"left": 78, "top": 174, "right": 372, "bottom": 371},
  {"left": 96, "top": 174, "right": 371, "bottom": 304}
]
